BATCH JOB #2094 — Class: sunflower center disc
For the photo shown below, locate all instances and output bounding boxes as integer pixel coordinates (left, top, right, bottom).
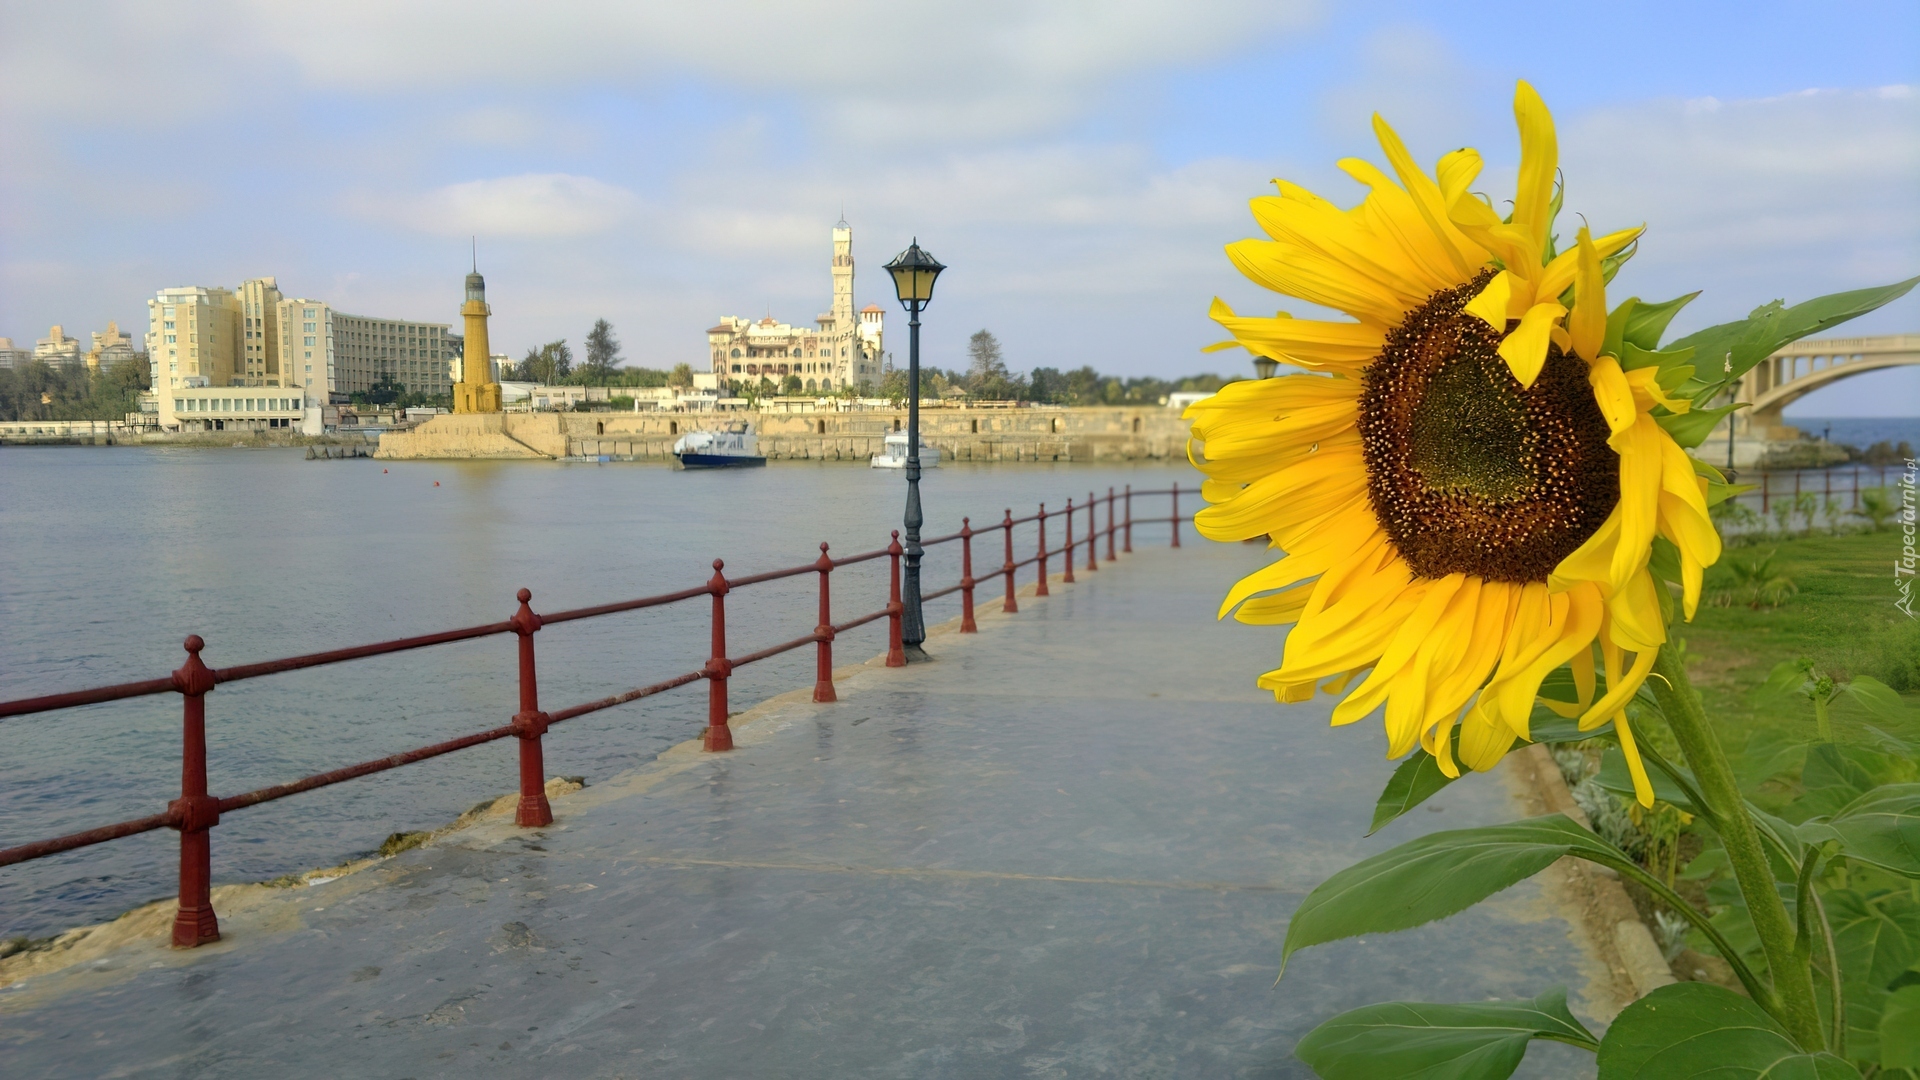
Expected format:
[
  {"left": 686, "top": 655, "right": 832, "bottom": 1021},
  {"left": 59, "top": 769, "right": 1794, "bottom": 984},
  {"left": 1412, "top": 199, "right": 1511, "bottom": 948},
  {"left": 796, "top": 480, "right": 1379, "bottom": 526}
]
[{"left": 1357, "top": 273, "right": 1619, "bottom": 584}]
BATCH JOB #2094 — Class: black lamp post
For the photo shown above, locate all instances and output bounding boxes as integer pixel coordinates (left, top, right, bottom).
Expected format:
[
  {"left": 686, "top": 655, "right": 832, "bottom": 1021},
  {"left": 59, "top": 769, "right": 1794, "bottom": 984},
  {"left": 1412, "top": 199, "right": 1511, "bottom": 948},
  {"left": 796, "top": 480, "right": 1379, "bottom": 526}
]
[
  {"left": 1252, "top": 356, "right": 1279, "bottom": 380},
  {"left": 883, "top": 238, "right": 946, "bottom": 661}
]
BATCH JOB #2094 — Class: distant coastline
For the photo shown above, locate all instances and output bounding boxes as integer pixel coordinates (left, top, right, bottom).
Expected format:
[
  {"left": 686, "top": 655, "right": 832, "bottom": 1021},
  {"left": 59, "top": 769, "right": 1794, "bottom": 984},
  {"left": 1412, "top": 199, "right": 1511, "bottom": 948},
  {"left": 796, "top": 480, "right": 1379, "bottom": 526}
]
[{"left": 1782, "top": 416, "right": 1920, "bottom": 450}]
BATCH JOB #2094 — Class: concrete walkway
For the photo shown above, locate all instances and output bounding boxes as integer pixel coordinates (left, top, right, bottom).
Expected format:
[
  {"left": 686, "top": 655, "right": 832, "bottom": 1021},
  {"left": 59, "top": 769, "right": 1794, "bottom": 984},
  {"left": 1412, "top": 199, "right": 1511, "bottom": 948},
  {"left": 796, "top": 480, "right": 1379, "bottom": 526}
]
[{"left": 1, "top": 544, "right": 1600, "bottom": 1078}]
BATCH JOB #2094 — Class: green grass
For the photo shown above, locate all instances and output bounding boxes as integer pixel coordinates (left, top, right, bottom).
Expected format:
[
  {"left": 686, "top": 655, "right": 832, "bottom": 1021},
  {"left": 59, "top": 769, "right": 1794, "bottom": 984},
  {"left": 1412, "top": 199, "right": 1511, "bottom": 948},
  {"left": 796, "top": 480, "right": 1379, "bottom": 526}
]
[{"left": 1677, "top": 528, "right": 1920, "bottom": 801}]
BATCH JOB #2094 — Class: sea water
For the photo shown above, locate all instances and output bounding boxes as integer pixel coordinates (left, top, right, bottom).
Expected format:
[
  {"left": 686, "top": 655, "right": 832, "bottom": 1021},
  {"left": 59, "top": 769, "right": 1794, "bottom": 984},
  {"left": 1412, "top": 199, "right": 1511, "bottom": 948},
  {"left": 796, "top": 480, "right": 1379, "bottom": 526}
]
[{"left": 0, "top": 447, "right": 1190, "bottom": 939}]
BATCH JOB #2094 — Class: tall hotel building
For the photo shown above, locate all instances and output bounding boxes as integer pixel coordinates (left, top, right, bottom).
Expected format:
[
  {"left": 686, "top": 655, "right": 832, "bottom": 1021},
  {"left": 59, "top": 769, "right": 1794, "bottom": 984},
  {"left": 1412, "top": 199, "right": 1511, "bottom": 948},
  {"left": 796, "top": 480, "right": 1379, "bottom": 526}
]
[{"left": 146, "top": 277, "right": 452, "bottom": 430}]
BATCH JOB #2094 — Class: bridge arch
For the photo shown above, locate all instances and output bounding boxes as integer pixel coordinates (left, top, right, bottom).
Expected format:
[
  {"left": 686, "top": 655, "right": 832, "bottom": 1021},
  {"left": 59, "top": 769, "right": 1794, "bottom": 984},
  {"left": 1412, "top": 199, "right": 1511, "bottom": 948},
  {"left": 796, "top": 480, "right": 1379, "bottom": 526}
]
[{"left": 1730, "top": 334, "right": 1920, "bottom": 438}]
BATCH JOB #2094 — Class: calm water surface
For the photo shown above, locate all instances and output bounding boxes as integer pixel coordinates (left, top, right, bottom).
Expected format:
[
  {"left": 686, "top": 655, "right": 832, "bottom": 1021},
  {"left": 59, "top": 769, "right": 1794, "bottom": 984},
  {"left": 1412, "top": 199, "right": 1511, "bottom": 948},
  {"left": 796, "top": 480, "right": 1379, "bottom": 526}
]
[{"left": 0, "top": 447, "right": 1192, "bottom": 938}]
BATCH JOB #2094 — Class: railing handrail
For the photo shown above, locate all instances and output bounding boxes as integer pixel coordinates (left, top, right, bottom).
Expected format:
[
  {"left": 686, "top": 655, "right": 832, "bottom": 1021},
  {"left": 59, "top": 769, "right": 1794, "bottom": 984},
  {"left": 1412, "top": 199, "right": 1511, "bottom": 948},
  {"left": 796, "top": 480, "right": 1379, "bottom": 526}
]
[{"left": 0, "top": 483, "right": 1191, "bottom": 947}]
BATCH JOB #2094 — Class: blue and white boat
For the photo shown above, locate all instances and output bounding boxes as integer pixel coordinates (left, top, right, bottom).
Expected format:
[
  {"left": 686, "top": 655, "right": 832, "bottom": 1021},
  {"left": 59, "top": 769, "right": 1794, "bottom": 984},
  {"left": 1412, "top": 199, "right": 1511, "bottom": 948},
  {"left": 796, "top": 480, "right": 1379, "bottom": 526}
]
[
  {"left": 870, "top": 432, "right": 941, "bottom": 469},
  {"left": 672, "top": 422, "right": 766, "bottom": 469}
]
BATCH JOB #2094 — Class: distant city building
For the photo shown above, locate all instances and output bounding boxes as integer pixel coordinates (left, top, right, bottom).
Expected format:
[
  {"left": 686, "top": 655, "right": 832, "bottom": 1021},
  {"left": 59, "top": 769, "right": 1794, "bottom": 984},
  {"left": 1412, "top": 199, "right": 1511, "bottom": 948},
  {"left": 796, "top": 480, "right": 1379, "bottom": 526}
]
[
  {"left": 0, "top": 338, "right": 31, "bottom": 370},
  {"left": 275, "top": 298, "right": 452, "bottom": 401},
  {"left": 35, "top": 325, "right": 84, "bottom": 371},
  {"left": 144, "top": 277, "right": 451, "bottom": 430},
  {"left": 707, "top": 220, "right": 884, "bottom": 394},
  {"left": 87, "top": 321, "right": 134, "bottom": 373}
]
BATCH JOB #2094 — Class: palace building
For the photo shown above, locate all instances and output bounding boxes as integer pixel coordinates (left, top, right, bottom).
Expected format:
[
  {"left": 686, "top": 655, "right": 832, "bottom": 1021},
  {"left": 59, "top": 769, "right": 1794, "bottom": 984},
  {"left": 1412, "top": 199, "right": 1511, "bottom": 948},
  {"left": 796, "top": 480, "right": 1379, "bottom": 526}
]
[{"left": 707, "top": 220, "right": 885, "bottom": 394}]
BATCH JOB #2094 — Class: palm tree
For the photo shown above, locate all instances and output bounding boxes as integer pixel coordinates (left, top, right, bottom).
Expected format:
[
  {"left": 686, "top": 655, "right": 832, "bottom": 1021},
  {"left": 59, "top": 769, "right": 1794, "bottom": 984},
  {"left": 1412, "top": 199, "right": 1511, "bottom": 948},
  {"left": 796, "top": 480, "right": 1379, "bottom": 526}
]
[{"left": 1850, "top": 488, "right": 1900, "bottom": 532}]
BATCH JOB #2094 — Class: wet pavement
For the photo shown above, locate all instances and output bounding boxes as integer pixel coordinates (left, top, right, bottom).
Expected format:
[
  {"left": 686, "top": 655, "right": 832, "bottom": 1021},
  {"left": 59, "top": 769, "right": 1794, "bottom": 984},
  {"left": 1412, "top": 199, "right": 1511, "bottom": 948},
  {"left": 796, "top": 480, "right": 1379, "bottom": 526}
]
[{"left": 0, "top": 543, "right": 1599, "bottom": 1078}]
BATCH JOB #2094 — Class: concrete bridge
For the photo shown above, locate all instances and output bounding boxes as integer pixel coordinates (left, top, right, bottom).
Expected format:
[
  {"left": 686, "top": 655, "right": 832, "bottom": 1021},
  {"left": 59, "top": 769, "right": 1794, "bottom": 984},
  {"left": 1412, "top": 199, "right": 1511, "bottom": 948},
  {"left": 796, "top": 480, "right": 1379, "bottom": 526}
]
[{"left": 1728, "top": 333, "right": 1920, "bottom": 441}]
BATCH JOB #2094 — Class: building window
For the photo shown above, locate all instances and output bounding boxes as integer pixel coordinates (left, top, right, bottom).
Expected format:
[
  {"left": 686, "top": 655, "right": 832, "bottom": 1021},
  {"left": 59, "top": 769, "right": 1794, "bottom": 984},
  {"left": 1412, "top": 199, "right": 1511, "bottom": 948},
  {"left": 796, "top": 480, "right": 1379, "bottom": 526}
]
[{"left": 730, "top": 349, "right": 741, "bottom": 358}]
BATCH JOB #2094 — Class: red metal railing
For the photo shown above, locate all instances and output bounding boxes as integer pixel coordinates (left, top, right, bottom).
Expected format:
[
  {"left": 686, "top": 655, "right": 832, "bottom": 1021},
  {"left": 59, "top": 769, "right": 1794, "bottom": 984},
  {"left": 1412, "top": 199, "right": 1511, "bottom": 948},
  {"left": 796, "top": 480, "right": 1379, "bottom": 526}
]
[
  {"left": 0, "top": 485, "right": 1191, "bottom": 947},
  {"left": 1737, "top": 465, "right": 1899, "bottom": 515}
]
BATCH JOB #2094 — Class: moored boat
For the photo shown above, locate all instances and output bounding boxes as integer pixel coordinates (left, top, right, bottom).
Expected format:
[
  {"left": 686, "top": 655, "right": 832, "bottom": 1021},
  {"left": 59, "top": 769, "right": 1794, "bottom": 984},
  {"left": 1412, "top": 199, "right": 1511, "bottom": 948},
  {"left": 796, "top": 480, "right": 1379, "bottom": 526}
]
[
  {"left": 870, "top": 432, "right": 941, "bottom": 469},
  {"left": 672, "top": 422, "right": 766, "bottom": 469}
]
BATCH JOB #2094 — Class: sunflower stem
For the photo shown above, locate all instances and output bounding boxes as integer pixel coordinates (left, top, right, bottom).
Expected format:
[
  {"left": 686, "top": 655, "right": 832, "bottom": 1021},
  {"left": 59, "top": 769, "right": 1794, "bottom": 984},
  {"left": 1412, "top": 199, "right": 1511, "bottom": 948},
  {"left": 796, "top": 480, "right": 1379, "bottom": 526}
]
[{"left": 1649, "top": 642, "right": 1825, "bottom": 1050}]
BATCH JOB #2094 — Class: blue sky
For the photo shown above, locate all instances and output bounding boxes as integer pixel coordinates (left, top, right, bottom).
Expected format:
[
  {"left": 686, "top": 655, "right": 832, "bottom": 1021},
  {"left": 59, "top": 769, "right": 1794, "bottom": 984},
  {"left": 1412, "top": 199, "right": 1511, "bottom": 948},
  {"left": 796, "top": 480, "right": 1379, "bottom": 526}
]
[{"left": 2, "top": 0, "right": 1916, "bottom": 414}]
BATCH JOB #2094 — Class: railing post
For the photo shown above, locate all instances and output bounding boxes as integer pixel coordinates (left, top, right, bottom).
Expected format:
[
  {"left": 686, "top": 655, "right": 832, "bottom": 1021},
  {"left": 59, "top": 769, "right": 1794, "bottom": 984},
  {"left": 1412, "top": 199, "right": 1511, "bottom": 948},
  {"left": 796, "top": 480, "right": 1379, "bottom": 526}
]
[
  {"left": 1087, "top": 490, "right": 1099, "bottom": 571},
  {"left": 1106, "top": 486, "right": 1117, "bottom": 562},
  {"left": 705, "top": 560, "right": 735, "bottom": 751},
  {"left": 1123, "top": 485, "right": 1133, "bottom": 553},
  {"left": 509, "top": 588, "right": 554, "bottom": 826},
  {"left": 1063, "top": 499, "right": 1077, "bottom": 584},
  {"left": 960, "top": 517, "right": 978, "bottom": 633},
  {"left": 1171, "top": 481, "right": 1182, "bottom": 547},
  {"left": 1001, "top": 508, "right": 1018, "bottom": 614},
  {"left": 1761, "top": 473, "right": 1770, "bottom": 514},
  {"left": 1036, "top": 503, "right": 1050, "bottom": 596},
  {"left": 886, "top": 532, "right": 906, "bottom": 667},
  {"left": 814, "top": 543, "right": 837, "bottom": 702},
  {"left": 169, "top": 635, "right": 220, "bottom": 948}
]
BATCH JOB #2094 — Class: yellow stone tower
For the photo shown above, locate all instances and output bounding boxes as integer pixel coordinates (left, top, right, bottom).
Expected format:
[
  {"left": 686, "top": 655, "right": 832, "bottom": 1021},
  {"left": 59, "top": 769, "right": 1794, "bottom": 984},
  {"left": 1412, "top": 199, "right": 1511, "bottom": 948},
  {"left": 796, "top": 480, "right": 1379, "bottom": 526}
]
[{"left": 453, "top": 258, "right": 502, "bottom": 413}]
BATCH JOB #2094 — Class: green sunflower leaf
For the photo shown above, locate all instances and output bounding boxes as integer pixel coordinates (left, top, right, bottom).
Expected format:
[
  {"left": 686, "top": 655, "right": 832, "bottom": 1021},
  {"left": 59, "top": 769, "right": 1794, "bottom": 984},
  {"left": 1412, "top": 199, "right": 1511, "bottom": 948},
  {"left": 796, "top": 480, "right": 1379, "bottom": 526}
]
[
  {"left": 1666, "top": 276, "right": 1920, "bottom": 399},
  {"left": 1800, "top": 744, "right": 1880, "bottom": 819},
  {"left": 1603, "top": 297, "right": 1638, "bottom": 360},
  {"left": 1839, "top": 677, "right": 1916, "bottom": 724},
  {"left": 1282, "top": 815, "right": 1624, "bottom": 973},
  {"left": 1620, "top": 341, "right": 1695, "bottom": 372},
  {"left": 1365, "top": 705, "right": 1614, "bottom": 836},
  {"left": 1882, "top": 985, "right": 1920, "bottom": 1069},
  {"left": 1824, "top": 784, "right": 1920, "bottom": 879},
  {"left": 1595, "top": 982, "right": 1862, "bottom": 1079},
  {"left": 1655, "top": 401, "right": 1745, "bottom": 449},
  {"left": 1825, "top": 887, "right": 1920, "bottom": 994},
  {"left": 1623, "top": 292, "right": 1699, "bottom": 351},
  {"left": 1294, "top": 987, "right": 1599, "bottom": 1079},
  {"left": 1595, "top": 747, "right": 1702, "bottom": 813},
  {"left": 1369, "top": 744, "right": 1457, "bottom": 836}
]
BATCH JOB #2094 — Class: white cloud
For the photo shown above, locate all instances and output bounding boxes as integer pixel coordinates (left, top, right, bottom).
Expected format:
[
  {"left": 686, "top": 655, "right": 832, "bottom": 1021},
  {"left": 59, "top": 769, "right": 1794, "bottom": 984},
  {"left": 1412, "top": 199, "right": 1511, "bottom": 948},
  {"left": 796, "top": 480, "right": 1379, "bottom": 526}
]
[
  {"left": 346, "top": 174, "right": 641, "bottom": 238},
  {"left": 5, "top": 1, "right": 1320, "bottom": 143},
  {"left": 1558, "top": 86, "right": 1920, "bottom": 330}
]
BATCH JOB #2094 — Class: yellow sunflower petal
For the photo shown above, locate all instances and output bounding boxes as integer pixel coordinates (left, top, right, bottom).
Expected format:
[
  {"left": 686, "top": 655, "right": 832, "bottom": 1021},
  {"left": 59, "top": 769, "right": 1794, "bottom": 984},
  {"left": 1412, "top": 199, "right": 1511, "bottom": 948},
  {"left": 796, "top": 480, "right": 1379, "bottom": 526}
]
[
  {"left": 1484, "top": 584, "right": 1602, "bottom": 737},
  {"left": 1497, "top": 301, "right": 1567, "bottom": 388},
  {"left": 1580, "top": 638, "right": 1657, "bottom": 731},
  {"left": 1588, "top": 356, "right": 1636, "bottom": 437},
  {"left": 1606, "top": 569, "right": 1669, "bottom": 654},
  {"left": 1206, "top": 298, "right": 1385, "bottom": 369},
  {"left": 1510, "top": 80, "right": 1559, "bottom": 264},
  {"left": 1612, "top": 706, "right": 1656, "bottom": 808},
  {"left": 1569, "top": 227, "right": 1607, "bottom": 361},
  {"left": 1611, "top": 416, "right": 1665, "bottom": 592},
  {"left": 1227, "top": 240, "right": 1409, "bottom": 325},
  {"left": 1464, "top": 271, "right": 1519, "bottom": 330},
  {"left": 1369, "top": 114, "right": 1484, "bottom": 280}
]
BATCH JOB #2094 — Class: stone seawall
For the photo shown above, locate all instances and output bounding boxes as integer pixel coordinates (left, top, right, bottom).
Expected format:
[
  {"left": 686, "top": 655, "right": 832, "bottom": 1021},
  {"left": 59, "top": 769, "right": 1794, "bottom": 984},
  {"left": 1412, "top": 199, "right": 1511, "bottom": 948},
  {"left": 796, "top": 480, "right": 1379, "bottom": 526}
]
[
  {"left": 378, "top": 406, "right": 1194, "bottom": 463},
  {"left": 1, "top": 430, "right": 382, "bottom": 449}
]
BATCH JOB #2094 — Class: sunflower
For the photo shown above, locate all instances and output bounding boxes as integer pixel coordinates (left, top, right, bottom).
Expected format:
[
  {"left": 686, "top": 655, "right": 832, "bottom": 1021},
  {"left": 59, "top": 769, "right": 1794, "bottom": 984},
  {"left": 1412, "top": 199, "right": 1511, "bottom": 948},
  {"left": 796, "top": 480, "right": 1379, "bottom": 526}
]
[{"left": 1191, "top": 81, "right": 1721, "bottom": 806}]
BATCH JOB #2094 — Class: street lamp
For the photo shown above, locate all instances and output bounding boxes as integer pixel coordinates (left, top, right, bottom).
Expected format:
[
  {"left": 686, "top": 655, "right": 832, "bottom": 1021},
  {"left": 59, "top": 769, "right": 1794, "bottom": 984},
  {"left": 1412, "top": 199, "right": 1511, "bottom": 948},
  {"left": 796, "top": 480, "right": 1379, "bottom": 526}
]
[
  {"left": 884, "top": 238, "right": 946, "bottom": 661},
  {"left": 1252, "top": 355, "right": 1279, "bottom": 380}
]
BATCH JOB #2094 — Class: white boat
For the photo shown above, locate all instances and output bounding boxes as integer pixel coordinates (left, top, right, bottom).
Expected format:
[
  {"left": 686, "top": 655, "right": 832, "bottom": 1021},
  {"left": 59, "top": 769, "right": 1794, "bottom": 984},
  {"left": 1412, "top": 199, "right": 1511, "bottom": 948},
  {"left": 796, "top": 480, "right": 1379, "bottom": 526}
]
[
  {"left": 870, "top": 432, "right": 941, "bottom": 469},
  {"left": 672, "top": 422, "right": 766, "bottom": 469}
]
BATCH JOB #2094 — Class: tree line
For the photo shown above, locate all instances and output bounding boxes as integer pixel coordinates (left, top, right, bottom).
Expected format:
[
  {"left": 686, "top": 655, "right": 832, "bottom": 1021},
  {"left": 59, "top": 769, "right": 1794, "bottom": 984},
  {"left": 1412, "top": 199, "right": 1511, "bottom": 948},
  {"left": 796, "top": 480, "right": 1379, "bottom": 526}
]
[
  {"left": 878, "top": 329, "right": 1240, "bottom": 406},
  {"left": 0, "top": 355, "right": 151, "bottom": 421},
  {"left": 497, "top": 319, "right": 697, "bottom": 390},
  {"left": 495, "top": 322, "right": 1236, "bottom": 408}
]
